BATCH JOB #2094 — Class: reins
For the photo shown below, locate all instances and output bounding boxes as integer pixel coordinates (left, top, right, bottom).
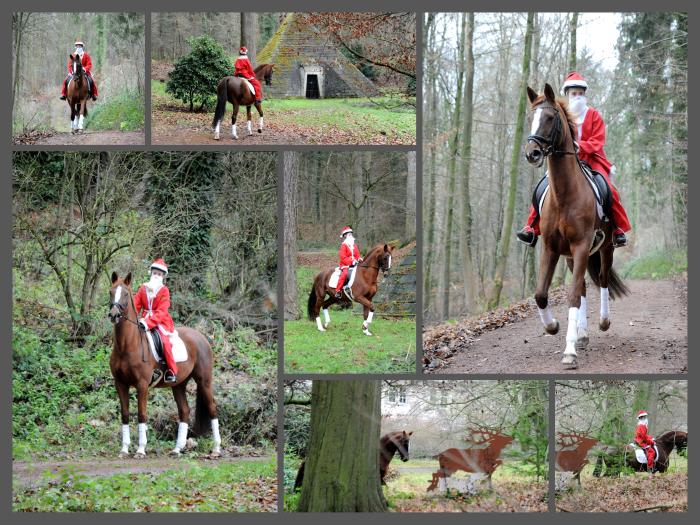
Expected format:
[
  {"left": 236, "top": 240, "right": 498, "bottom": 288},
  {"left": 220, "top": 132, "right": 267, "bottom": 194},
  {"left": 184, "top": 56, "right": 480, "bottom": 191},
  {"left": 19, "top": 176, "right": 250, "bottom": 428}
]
[
  {"left": 527, "top": 103, "right": 577, "bottom": 158},
  {"left": 111, "top": 289, "right": 148, "bottom": 362}
]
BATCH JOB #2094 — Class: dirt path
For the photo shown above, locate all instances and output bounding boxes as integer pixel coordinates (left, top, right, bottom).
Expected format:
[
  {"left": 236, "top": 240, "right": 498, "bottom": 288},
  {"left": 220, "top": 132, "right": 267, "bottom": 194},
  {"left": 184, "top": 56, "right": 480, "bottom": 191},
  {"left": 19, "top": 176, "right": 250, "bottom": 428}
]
[
  {"left": 13, "top": 455, "right": 271, "bottom": 490},
  {"left": 425, "top": 278, "right": 687, "bottom": 374},
  {"left": 153, "top": 124, "right": 303, "bottom": 145},
  {"left": 15, "top": 131, "right": 144, "bottom": 145}
]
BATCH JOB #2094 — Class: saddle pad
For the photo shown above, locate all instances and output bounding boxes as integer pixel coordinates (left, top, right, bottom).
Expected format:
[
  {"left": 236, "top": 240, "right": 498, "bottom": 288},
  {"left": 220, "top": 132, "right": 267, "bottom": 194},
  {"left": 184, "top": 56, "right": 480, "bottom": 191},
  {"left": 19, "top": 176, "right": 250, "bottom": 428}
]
[
  {"left": 242, "top": 78, "right": 256, "bottom": 96},
  {"left": 631, "top": 444, "right": 658, "bottom": 464},
  {"left": 146, "top": 330, "right": 188, "bottom": 363},
  {"left": 533, "top": 171, "right": 606, "bottom": 220},
  {"left": 328, "top": 265, "right": 357, "bottom": 289}
]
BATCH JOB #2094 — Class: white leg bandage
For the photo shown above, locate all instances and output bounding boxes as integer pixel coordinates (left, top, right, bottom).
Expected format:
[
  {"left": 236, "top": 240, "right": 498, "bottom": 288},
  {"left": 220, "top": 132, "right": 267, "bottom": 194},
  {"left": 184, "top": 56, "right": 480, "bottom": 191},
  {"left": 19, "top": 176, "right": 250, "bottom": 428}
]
[
  {"left": 315, "top": 316, "right": 325, "bottom": 332},
  {"left": 577, "top": 296, "right": 588, "bottom": 329},
  {"left": 214, "top": 121, "right": 220, "bottom": 139},
  {"left": 246, "top": 120, "right": 252, "bottom": 135},
  {"left": 78, "top": 115, "right": 84, "bottom": 129},
  {"left": 258, "top": 116, "right": 264, "bottom": 131},
  {"left": 211, "top": 418, "right": 221, "bottom": 453},
  {"left": 121, "top": 424, "right": 130, "bottom": 453},
  {"left": 600, "top": 287, "right": 610, "bottom": 319},
  {"left": 174, "top": 422, "right": 188, "bottom": 452},
  {"left": 538, "top": 306, "right": 555, "bottom": 328},
  {"left": 137, "top": 423, "right": 147, "bottom": 454},
  {"left": 232, "top": 124, "right": 238, "bottom": 139},
  {"left": 564, "top": 307, "right": 579, "bottom": 355},
  {"left": 367, "top": 311, "right": 374, "bottom": 324},
  {"left": 323, "top": 308, "right": 330, "bottom": 325}
]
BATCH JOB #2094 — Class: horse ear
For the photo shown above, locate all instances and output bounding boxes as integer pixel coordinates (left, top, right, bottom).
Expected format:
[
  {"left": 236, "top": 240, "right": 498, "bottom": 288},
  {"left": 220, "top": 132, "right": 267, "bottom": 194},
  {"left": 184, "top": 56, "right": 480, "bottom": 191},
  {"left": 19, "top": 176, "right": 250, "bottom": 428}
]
[
  {"left": 408, "top": 431, "right": 413, "bottom": 436},
  {"left": 124, "top": 272, "right": 132, "bottom": 286},
  {"left": 527, "top": 86, "right": 538, "bottom": 104},
  {"left": 111, "top": 271, "right": 118, "bottom": 284},
  {"left": 544, "top": 83, "right": 556, "bottom": 102},
  {"left": 384, "top": 244, "right": 389, "bottom": 252}
]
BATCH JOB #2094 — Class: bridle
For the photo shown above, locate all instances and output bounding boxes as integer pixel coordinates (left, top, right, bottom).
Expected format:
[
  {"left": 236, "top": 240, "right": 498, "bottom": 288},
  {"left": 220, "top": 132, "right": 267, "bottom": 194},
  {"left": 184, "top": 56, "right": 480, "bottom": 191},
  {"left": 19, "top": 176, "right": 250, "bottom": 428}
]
[
  {"left": 109, "top": 285, "right": 148, "bottom": 362},
  {"left": 357, "top": 250, "right": 391, "bottom": 275},
  {"left": 527, "top": 102, "right": 577, "bottom": 158}
]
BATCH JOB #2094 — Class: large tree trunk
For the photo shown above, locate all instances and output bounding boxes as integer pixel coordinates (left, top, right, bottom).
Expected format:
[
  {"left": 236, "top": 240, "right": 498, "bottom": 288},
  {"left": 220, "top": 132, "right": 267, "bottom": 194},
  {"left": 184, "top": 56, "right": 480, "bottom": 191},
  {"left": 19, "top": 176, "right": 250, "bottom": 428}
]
[
  {"left": 489, "top": 13, "right": 535, "bottom": 309},
  {"left": 240, "top": 13, "right": 258, "bottom": 61},
  {"left": 283, "top": 152, "right": 299, "bottom": 320},
  {"left": 405, "top": 152, "right": 416, "bottom": 240},
  {"left": 297, "top": 381, "right": 386, "bottom": 512}
]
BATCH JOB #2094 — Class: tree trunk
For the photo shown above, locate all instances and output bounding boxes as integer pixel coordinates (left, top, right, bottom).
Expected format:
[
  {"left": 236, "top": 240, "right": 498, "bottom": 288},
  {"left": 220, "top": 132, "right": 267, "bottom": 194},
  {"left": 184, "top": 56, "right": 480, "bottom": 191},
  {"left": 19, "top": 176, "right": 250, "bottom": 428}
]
[
  {"left": 297, "top": 380, "right": 387, "bottom": 512},
  {"left": 405, "top": 152, "right": 416, "bottom": 240},
  {"left": 283, "top": 152, "right": 300, "bottom": 320},
  {"left": 240, "top": 13, "right": 258, "bottom": 61},
  {"left": 489, "top": 13, "right": 535, "bottom": 309},
  {"left": 568, "top": 13, "right": 579, "bottom": 71}
]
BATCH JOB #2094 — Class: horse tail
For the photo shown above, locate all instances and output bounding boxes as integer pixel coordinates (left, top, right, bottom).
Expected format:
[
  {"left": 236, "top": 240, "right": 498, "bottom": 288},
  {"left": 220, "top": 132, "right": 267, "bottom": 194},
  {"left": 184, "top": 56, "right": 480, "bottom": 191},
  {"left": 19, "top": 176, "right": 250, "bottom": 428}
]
[
  {"left": 193, "top": 383, "right": 212, "bottom": 436},
  {"left": 586, "top": 251, "right": 630, "bottom": 300},
  {"left": 212, "top": 78, "right": 228, "bottom": 128},
  {"left": 307, "top": 283, "right": 317, "bottom": 321}
]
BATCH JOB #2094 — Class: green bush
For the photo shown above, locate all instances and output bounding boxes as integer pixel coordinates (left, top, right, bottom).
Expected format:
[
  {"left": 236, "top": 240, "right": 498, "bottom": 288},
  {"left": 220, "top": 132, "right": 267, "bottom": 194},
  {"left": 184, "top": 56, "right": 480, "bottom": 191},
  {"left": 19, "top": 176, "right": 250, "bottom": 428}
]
[
  {"left": 85, "top": 92, "right": 144, "bottom": 131},
  {"left": 621, "top": 248, "right": 687, "bottom": 279},
  {"left": 166, "top": 36, "right": 232, "bottom": 111}
]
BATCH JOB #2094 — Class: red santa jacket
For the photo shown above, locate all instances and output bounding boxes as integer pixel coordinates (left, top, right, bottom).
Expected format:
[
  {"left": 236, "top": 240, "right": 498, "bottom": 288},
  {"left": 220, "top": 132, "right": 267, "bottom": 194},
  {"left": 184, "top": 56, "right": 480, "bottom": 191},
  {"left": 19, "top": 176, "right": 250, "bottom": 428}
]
[
  {"left": 234, "top": 56, "right": 256, "bottom": 80},
  {"left": 67, "top": 52, "right": 93, "bottom": 75},
  {"left": 577, "top": 107, "right": 613, "bottom": 176},
  {"left": 634, "top": 423, "right": 655, "bottom": 448},
  {"left": 339, "top": 243, "right": 361, "bottom": 268},
  {"left": 133, "top": 284, "right": 175, "bottom": 334}
]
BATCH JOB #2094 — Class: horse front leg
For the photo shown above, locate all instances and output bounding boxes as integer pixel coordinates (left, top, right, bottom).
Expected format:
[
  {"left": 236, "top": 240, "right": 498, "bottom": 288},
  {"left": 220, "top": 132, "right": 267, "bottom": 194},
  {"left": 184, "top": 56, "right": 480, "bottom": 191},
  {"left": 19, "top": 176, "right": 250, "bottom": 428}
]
[
  {"left": 171, "top": 383, "right": 190, "bottom": 455},
  {"left": 116, "top": 381, "right": 131, "bottom": 458},
  {"left": 77, "top": 100, "right": 85, "bottom": 131},
  {"left": 135, "top": 382, "right": 149, "bottom": 458},
  {"left": 598, "top": 244, "right": 614, "bottom": 331},
  {"left": 321, "top": 297, "right": 334, "bottom": 329},
  {"left": 562, "top": 244, "right": 589, "bottom": 368},
  {"left": 357, "top": 297, "right": 375, "bottom": 336},
  {"left": 231, "top": 103, "right": 239, "bottom": 139},
  {"left": 70, "top": 104, "right": 77, "bottom": 132},
  {"left": 535, "top": 246, "right": 561, "bottom": 334},
  {"left": 245, "top": 106, "right": 253, "bottom": 135},
  {"left": 254, "top": 102, "right": 263, "bottom": 133},
  {"left": 567, "top": 258, "right": 589, "bottom": 347}
]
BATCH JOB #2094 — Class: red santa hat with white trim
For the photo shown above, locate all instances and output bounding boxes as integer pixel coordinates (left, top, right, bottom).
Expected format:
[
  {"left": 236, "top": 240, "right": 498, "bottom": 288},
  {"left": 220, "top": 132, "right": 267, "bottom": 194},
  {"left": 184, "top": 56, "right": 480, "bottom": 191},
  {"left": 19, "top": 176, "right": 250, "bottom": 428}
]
[
  {"left": 637, "top": 410, "right": 648, "bottom": 419},
  {"left": 561, "top": 71, "right": 588, "bottom": 95},
  {"left": 239, "top": 46, "right": 248, "bottom": 55},
  {"left": 340, "top": 226, "right": 353, "bottom": 238},
  {"left": 150, "top": 258, "right": 169, "bottom": 275}
]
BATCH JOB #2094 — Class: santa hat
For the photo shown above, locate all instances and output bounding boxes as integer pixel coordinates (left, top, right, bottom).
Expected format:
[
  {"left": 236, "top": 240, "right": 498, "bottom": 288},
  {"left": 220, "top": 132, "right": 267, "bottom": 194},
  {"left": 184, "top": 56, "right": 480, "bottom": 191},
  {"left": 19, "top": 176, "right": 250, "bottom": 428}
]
[
  {"left": 637, "top": 410, "right": 648, "bottom": 419},
  {"left": 561, "top": 71, "right": 588, "bottom": 95},
  {"left": 150, "top": 258, "right": 169, "bottom": 275},
  {"left": 340, "top": 226, "right": 353, "bottom": 238},
  {"left": 239, "top": 46, "right": 248, "bottom": 55},
  {"left": 74, "top": 40, "right": 85, "bottom": 47}
]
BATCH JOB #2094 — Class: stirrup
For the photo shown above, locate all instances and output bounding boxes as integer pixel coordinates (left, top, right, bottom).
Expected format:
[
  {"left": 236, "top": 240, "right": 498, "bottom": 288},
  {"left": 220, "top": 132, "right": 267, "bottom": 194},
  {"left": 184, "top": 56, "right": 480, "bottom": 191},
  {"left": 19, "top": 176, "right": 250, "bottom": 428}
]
[
  {"left": 335, "top": 291, "right": 343, "bottom": 299},
  {"left": 164, "top": 370, "right": 177, "bottom": 383},
  {"left": 516, "top": 229, "right": 537, "bottom": 247},
  {"left": 613, "top": 232, "right": 627, "bottom": 247},
  {"left": 150, "top": 368, "right": 163, "bottom": 386}
]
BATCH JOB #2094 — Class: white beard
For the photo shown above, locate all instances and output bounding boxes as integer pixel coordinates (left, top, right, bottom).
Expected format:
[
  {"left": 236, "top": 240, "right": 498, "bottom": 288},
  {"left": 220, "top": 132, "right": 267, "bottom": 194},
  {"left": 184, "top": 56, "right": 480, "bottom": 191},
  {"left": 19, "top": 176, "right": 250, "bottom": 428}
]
[
  {"left": 568, "top": 96, "right": 588, "bottom": 123},
  {"left": 638, "top": 419, "right": 649, "bottom": 427},
  {"left": 343, "top": 236, "right": 355, "bottom": 248},
  {"left": 145, "top": 275, "right": 163, "bottom": 295}
]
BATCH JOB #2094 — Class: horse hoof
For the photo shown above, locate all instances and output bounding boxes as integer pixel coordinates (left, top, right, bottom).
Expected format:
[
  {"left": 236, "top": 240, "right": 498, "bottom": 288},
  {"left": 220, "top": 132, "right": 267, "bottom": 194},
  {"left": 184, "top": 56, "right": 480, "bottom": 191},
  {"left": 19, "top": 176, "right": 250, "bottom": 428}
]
[
  {"left": 576, "top": 329, "right": 589, "bottom": 348},
  {"left": 545, "top": 320, "right": 560, "bottom": 335},
  {"left": 363, "top": 329, "right": 373, "bottom": 336},
  {"left": 170, "top": 448, "right": 182, "bottom": 457},
  {"left": 258, "top": 129, "right": 262, "bottom": 133},
  {"left": 324, "top": 323, "right": 330, "bottom": 329},
  {"left": 599, "top": 318, "right": 610, "bottom": 331},
  {"left": 118, "top": 451, "right": 129, "bottom": 459},
  {"left": 214, "top": 134, "right": 220, "bottom": 141},
  {"left": 561, "top": 354, "right": 578, "bottom": 368},
  {"left": 133, "top": 451, "right": 146, "bottom": 459}
]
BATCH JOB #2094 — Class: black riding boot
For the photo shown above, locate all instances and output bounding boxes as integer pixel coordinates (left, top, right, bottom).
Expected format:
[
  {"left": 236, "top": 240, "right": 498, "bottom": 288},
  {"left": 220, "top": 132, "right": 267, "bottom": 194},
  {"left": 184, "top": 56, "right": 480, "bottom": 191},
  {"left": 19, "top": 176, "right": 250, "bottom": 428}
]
[
  {"left": 164, "top": 369, "right": 177, "bottom": 383},
  {"left": 516, "top": 227, "right": 538, "bottom": 247},
  {"left": 613, "top": 231, "right": 628, "bottom": 247}
]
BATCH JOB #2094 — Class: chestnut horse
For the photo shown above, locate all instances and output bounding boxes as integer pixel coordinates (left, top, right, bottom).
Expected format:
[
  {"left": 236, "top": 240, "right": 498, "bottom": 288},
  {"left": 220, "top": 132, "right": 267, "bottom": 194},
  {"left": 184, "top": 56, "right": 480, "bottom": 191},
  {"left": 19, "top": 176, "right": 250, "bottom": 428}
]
[
  {"left": 108, "top": 272, "right": 221, "bottom": 458},
  {"left": 427, "top": 431, "right": 513, "bottom": 490},
  {"left": 307, "top": 244, "right": 394, "bottom": 336},
  {"left": 623, "top": 430, "right": 687, "bottom": 474},
  {"left": 524, "top": 84, "right": 629, "bottom": 369},
  {"left": 212, "top": 64, "right": 272, "bottom": 140},
  {"left": 294, "top": 430, "right": 412, "bottom": 489},
  {"left": 66, "top": 54, "right": 89, "bottom": 133}
]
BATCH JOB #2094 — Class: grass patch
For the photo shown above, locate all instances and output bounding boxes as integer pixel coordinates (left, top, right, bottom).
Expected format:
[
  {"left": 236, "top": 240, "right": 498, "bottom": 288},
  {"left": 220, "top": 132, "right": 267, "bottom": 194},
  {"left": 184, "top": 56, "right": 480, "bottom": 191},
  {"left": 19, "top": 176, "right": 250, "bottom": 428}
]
[
  {"left": 85, "top": 91, "right": 144, "bottom": 131},
  {"left": 621, "top": 248, "right": 687, "bottom": 280},
  {"left": 13, "top": 458, "right": 276, "bottom": 512}
]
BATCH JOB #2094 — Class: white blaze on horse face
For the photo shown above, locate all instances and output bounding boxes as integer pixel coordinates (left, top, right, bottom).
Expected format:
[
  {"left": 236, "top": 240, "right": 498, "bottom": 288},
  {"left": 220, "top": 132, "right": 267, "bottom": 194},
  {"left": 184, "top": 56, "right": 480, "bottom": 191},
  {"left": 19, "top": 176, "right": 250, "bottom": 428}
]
[
  {"left": 174, "top": 422, "right": 188, "bottom": 452},
  {"left": 211, "top": 418, "right": 221, "bottom": 453},
  {"left": 137, "top": 422, "right": 147, "bottom": 454},
  {"left": 315, "top": 316, "right": 325, "bottom": 332},
  {"left": 600, "top": 287, "right": 610, "bottom": 319},
  {"left": 388, "top": 255, "right": 392, "bottom": 269},
  {"left": 114, "top": 285, "right": 122, "bottom": 304},
  {"left": 121, "top": 424, "right": 130, "bottom": 453},
  {"left": 530, "top": 108, "right": 543, "bottom": 136}
]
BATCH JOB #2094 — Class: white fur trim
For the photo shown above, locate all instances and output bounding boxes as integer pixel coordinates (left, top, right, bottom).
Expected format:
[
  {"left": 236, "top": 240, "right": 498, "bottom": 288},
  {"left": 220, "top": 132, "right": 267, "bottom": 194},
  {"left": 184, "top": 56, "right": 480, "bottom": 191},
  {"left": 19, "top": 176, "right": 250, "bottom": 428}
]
[
  {"left": 175, "top": 422, "right": 188, "bottom": 451},
  {"left": 150, "top": 262, "right": 168, "bottom": 274},
  {"left": 561, "top": 78, "right": 588, "bottom": 94}
]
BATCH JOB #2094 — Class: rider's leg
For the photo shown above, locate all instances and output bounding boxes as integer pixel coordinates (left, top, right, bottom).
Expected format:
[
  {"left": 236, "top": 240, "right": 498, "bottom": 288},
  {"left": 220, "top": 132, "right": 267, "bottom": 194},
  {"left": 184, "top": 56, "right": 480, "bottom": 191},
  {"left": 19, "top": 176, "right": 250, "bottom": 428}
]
[
  {"left": 160, "top": 330, "right": 178, "bottom": 381},
  {"left": 335, "top": 267, "right": 348, "bottom": 298},
  {"left": 517, "top": 205, "right": 540, "bottom": 246},
  {"left": 87, "top": 72, "right": 98, "bottom": 100},
  {"left": 60, "top": 76, "right": 69, "bottom": 99}
]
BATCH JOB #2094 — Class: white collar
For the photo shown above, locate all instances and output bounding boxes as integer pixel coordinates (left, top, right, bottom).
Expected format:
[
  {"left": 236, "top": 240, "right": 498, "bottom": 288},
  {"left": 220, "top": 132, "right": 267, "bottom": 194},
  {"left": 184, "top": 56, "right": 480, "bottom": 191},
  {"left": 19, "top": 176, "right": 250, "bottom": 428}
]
[{"left": 237, "top": 55, "right": 249, "bottom": 60}]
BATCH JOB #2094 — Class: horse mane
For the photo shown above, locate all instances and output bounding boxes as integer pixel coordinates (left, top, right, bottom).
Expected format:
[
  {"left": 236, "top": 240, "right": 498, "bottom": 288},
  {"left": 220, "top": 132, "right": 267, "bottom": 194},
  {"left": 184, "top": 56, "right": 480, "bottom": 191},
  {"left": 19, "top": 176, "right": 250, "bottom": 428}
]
[{"left": 657, "top": 430, "right": 687, "bottom": 443}]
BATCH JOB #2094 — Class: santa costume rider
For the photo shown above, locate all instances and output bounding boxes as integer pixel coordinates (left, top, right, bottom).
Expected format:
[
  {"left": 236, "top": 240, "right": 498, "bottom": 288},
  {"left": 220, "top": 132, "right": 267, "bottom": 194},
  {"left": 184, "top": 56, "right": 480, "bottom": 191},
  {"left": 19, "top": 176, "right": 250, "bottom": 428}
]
[
  {"left": 133, "top": 259, "right": 178, "bottom": 383},
  {"left": 336, "top": 227, "right": 363, "bottom": 299},
  {"left": 634, "top": 410, "right": 656, "bottom": 476},
  {"left": 234, "top": 46, "right": 262, "bottom": 104},
  {"left": 517, "top": 71, "right": 631, "bottom": 248},
  {"left": 60, "top": 40, "right": 98, "bottom": 101}
]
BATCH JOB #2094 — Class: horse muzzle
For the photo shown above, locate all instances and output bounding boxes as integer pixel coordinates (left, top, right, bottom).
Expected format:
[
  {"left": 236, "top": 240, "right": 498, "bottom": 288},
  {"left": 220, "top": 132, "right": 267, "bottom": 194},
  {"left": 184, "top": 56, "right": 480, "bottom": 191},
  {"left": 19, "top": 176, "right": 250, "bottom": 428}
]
[{"left": 525, "top": 143, "right": 545, "bottom": 167}]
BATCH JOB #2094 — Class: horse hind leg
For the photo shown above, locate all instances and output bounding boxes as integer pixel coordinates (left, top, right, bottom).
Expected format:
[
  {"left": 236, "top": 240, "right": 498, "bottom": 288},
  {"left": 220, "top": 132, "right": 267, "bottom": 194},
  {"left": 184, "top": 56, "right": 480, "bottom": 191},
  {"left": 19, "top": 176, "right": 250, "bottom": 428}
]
[
  {"left": 255, "top": 102, "right": 263, "bottom": 133},
  {"left": 170, "top": 383, "right": 190, "bottom": 455},
  {"left": 246, "top": 106, "right": 253, "bottom": 136},
  {"left": 231, "top": 103, "right": 239, "bottom": 139},
  {"left": 194, "top": 375, "right": 221, "bottom": 457},
  {"left": 598, "top": 244, "right": 613, "bottom": 331}
]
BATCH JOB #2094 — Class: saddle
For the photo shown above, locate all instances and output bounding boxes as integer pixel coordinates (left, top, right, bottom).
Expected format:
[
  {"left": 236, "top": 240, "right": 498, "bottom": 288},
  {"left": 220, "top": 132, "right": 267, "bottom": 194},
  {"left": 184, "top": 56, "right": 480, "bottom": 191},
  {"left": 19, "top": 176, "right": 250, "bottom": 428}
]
[
  {"left": 67, "top": 73, "right": 94, "bottom": 95},
  {"left": 236, "top": 74, "right": 256, "bottom": 96},
  {"left": 532, "top": 161, "right": 612, "bottom": 219},
  {"left": 631, "top": 443, "right": 659, "bottom": 465},
  {"left": 328, "top": 264, "right": 357, "bottom": 299}
]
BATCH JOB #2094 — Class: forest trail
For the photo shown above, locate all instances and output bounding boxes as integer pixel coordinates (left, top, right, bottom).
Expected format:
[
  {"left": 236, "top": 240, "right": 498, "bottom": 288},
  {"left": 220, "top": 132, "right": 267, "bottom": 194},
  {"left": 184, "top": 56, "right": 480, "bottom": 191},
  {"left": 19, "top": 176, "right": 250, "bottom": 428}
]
[
  {"left": 13, "top": 455, "right": 272, "bottom": 490},
  {"left": 153, "top": 122, "right": 303, "bottom": 145},
  {"left": 14, "top": 130, "right": 144, "bottom": 145},
  {"left": 424, "top": 278, "right": 687, "bottom": 374}
]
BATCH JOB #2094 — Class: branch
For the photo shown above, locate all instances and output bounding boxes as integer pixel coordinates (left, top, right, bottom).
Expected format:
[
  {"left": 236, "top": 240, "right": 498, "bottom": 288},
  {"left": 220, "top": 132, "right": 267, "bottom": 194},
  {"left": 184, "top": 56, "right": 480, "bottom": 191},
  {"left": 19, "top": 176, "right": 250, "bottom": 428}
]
[{"left": 335, "top": 38, "right": 416, "bottom": 79}]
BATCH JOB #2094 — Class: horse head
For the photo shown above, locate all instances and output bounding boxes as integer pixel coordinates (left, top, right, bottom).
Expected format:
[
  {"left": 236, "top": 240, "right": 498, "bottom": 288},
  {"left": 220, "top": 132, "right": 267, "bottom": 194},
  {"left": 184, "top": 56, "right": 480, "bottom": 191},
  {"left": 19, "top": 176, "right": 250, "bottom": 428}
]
[
  {"left": 660, "top": 430, "right": 688, "bottom": 456},
  {"left": 379, "top": 244, "right": 394, "bottom": 278},
  {"left": 264, "top": 64, "right": 274, "bottom": 86},
  {"left": 390, "top": 430, "right": 413, "bottom": 462},
  {"left": 109, "top": 271, "right": 133, "bottom": 324},
  {"left": 69, "top": 53, "right": 84, "bottom": 78},
  {"left": 524, "top": 83, "right": 571, "bottom": 167}
]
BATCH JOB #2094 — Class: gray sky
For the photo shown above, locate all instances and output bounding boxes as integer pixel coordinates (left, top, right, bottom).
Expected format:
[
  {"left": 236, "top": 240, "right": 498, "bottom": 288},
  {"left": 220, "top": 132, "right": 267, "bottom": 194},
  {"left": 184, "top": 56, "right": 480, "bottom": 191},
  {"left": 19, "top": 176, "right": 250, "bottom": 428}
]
[{"left": 578, "top": 13, "right": 622, "bottom": 71}]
